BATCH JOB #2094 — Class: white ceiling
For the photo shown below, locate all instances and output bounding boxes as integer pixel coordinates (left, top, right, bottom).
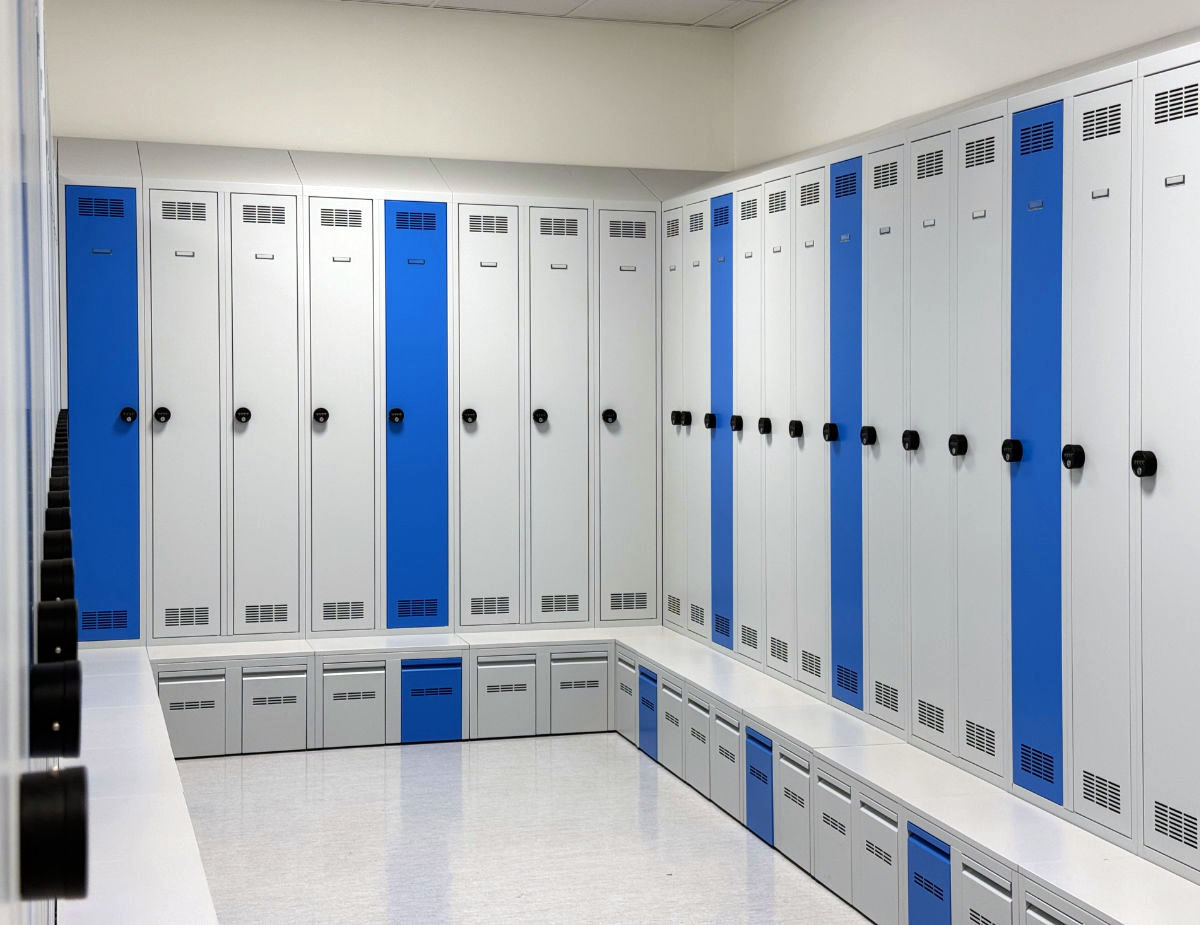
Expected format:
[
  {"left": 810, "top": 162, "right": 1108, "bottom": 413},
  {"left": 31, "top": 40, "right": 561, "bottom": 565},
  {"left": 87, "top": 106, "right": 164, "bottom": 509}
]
[{"left": 342, "top": 0, "right": 788, "bottom": 28}]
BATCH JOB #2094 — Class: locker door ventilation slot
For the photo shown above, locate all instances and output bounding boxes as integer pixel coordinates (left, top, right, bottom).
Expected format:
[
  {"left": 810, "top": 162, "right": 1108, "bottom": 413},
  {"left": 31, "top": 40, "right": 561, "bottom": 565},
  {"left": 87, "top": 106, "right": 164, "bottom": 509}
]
[
  {"left": 77, "top": 196, "right": 125, "bottom": 218},
  {"left": 690, "top": 727, "right": 706, "bottom": 745},
  {"left": 666, "top": 218, "right": 680, "bottom": 237},
  {"left": 397, "top": 599, "right": 438, "bottom": 621},
  {"left": 965, "top": 719, "right": 997, "bottom": 756},
  {"left": 690, "top": 604, "right": 705, "bottom": 626},
  {"left": 917, "top": 699, "right": 945, "bottom": 734},
  {"left": 964, "top": 136, "right": 996, "bottom": 168},
  {"left": 770, "top": 636, "right": 788, "bottom": 663},
  {"left": 559, "top": 679, "right": 600, "bottom": 692},
  {"left": 470, "top": 596, "right": 510, "bottom": 616},
  {"left": 713, "top": 204, "right": 731, "bottom": 227},
  {"left": 665, "top": 711, "right": 680, "bottom": 727},
  {"left": 241, "top": 204, "right": 286, "bottom": 224},
  {"left": 834, "top": 172, "right": 857, "bottom": 198},
  {"left": 874, "top": 680, "right": 899, "bottom": 712},
  {"left": 640, "top": 695, "right": 655, "bottom": 710},
  {"left": 783, "top": 786, "right": 805, "bottom": 808},
  {"left": 251, "top": 695, "right": 298, "bottom": 706},
  {"left": 835, "top": 664, "right": 858, "bottom": 694},
  {"left": 740, "top": 199, "right": 758, "bottom": 221},
  {"left": 916, "top": 149, "right": 944, "bottom": 179},
  {"left": 620, "top": 681, "right": 633, "bottom": 696},
  {"left": 1019, "top": 121, "right": 1056, "bottom": 155},
  {"left": 1153, "top": 83, "right": 1199, "bottom": 124},
  {"left": 865, "top": 840, "right": 893, "bottom": 866},
  {"left": 169, "top": 699, "right": 216, "bottom": 711},
  {"left": 969, "top": 910, "right": 1000, "bottom": 925},
  {"left": 740, "top": 626, "right": 759, "bottom": 650},
  {"left": 395, "top": 211, "right": 437, "bottom": 230},
  {"left": 718, "top": 744, "right": 736, "bottom": 763},
  {"left": 822, "top": 812, "right": 847, "bottom": 836},
  {"left": 468, "top": 214, "right": 508, "bottom": 234},
  {"left": 244, "top": 603, "right": 288, "bottom": 624},
  {"left": 322, "top": 601, "right": 365, "bottom": 621},
  {"left": 749, "top": 765, "right": 768, "bottom": 785},
  {"left": 541, "top": 217, "right": 580, "bottom": 236},
  {"left": 689, "top": 212, "right": 704, "bottom": 233},
  {"left": 768, "top": 190, "right": 787, "bottom": 213},
  {"left": 1020, "top": 743, "right": 1057, "bottom": 784},
  {"left": 1153, "top": 800, "right": 1199, "bottom": 850},
  {"left": 82, "top": 609, "right": 130, "bottom": 631},
  {"left": 541, "top": 594, "right": 580, "bottom": 613},
  {"left": 1082, "top": 103, "right": 1122, "bottom": 140},
  {"left": 912, "top": 872, "right": 944, "bottom": 901},
  {"left": 873, "top": 161, "right": 899, "bottom": 189},
  {"left": 321, "top": 208, "right": 363, "bottom": 228},
  {"left": 800, "top": 181, "right": 821, "bottom": 206},
  {"left": 801, "top": 650, "right": 822, "bottom": 678},
  {"left": 668, "top": 595, "right": 681, "bottom": 616},
  {"left": 486, "top": 683, "right": 528, "bottom": 694},
  {"left": 713, "top": 613, "right": 731, "bottom": 639},
  {"left": 1081, "top": 770, "right": 1122, "bottom": 814},
  {"left": 161, "top": 200, "right": 207, "bottom": 221},
  {"left": 610, "top": 592, "right": 648, "bottom": 611},
  {"left": 408, "top": 687, "right": 453, "bottom": 697},
  {"left": 163, "top": 607, "right": 208, "bottom": 628},
  {"left": 331, "top": 690, "right": 376, "bottom": 701},
  {"left": 608, "top": 219, "right": 646, "bottom": 238}
]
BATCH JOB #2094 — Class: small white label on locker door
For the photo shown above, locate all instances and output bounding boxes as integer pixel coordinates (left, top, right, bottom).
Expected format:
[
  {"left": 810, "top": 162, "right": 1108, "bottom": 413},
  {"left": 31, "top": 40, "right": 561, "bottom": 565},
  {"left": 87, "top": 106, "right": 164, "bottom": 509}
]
[
  {"left": 1091, "top": 188, "right": 1110, "bottom": 199},
  {"left": 692, "top": 260, "right": 701, "bottom": 267},
  {"left": 551, "top": 263, "right": 568, "bottom": 270},
  {"left": 669, "top": 265, "right": 677, "bottom": 272},
  {"left": 772, "top": 246, "right": 782, "bottom": 253},
  {"left": 879, "top": 226, "right": 891, "bottom": 235},
  {"left": 972, "top": 210, "right": 987, "bottom": 220},
  {"left": 408, "top": 258, "right": 425, "bottom": 265},
  {"left": 332, "top": 256, "right": 351, "bottom": 263},
  {"left": 804, "top": 240, "right": 815, "bottom": 248},
  {"left": 1027, "top": 200, "right": 1044, "bottom": 211},
  {"left": 840, "top": 234, "right": 850, "bottom": 243},
  {"left": 174, "top": 250, "right": 195, "bottom": 258},
  {"left": 922, "top": 218, "right": 936, "bottom": 228},
  {"left": 1165, "top": 174, "right": 1186, "bottom": 187},
  {"left": 91, "top": 248, "right": 112, "bottom": 255},
  {"left": 480, "top": 261, "right": 498, "bottom": 268},
  {"left": 744, "top": 251, "right": 753, "bottom": 259},
  {"left": 619, "top": 265, "right": 637, "bottom": 272},
  {"left": 255, "top": 253, "right": 274, "bottom": 260}
]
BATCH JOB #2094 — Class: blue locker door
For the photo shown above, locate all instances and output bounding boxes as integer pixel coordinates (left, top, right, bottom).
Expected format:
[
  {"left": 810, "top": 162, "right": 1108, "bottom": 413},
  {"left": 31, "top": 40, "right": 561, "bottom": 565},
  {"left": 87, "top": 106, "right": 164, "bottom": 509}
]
[
  {"left": 829, "top": 159, "right": 864, "bottom": 708},
  {"left": 906, "top": 824, "right": 951, "bottom": 925},
  {"left": 1010, "top": 102, "right": 1064, "bottom": 804},
  {"left": 385, "top": 202, "right": 449, "bottom": 628},
  {"left": 710, "top": 194, "right": 734, "bottom": 650},
  {"left": 639, "top": 667, "right": 658, "bottom": 760},
  {"left": 745, "top": 727, "right": 774, "bottom": 844},
  {"left": 65, "top": 185, "right": 139, "bottom": 641},
  {"left": 400, "top": 659, "right": 462, "bottom": 743}
]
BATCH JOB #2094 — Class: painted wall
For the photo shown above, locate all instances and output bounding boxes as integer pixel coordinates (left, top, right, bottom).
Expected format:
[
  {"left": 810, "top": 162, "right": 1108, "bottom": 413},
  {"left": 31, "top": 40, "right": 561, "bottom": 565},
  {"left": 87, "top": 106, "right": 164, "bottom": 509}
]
[{"left": 45, "top": 0, "right": 733, "bottom": 171}]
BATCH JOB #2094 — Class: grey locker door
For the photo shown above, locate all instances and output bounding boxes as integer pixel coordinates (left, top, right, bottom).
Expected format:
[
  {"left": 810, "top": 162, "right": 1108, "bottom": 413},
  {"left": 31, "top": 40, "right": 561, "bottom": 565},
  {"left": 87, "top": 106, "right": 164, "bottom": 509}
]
[
  {"left": 658, "top": 677, "right": 685, "bottom": 777},
  {"left": 599, "top": 211, "right": 657, "bottom": 621},
  {"left": 662, "top": 210, "right": 687, "bottom": 628},
  {"left": 710, "top": 708, "right": 742, "bottom": 822},
  {"left": 529, "top": 207, "right": 589, "bottom": 624},
  {"left": 476, "top": 657, "right": 537, "bottom": 738},
  {"left": 309, "top": 197, "right": 375, "bottom": 632},
  {"left": 1141, "top": 62, "right": 1200, "bottom": 870},
  {"left": 814, "top": 770, "right": 853, "bottom": 902},
  {"left": 242, "top": 668, "right": 308, "bottom": 753},
  {"left": 762, "top": 178, "right": 796, "bottom": 678},
  {"left": 864, "top": 146, "right": 907, "bottom": 729},
  {"left": 1068, "top": 83, "right": 1133, "bottom": 837},
  {"left": 158, "top": 673, "right": 226, "bottom": 758},
  {"left": 549, "top": 654, "right": 608, "bottom": 734},
  {"left": 683, "top": 202, "right": 711, "bottom": 638},
  {"left": 794, "top": 168, "right": 829, "bottom": 694},
  {"left": 734, "top": 187, "right": 764, "bottom": 660},
  {"left": 959, "top": 858, "right": 1013, "bottom": 925},
  {"left": 615, "top": 654, "right": 639, "bottom": 743},
  {"left": 684, "top": 694, "right": 711, "bottom": 797},
  {"left": 230, "top": 193, "right": 301, "bottom": 635},
  {"left": 955, "top": 117, "right": 1006, "bottom": 777},
  {"left": 774, "top": 746, "right": 811, "bottom": 872},
  {"left": 149, "top": 190, "right": 221, "bottom": 638},
  {"left": 323, "top": 664, "right": 385, "bottom": 748},
  {"left": 851, "top": 795, "right": 900, "bottom": 925},
  {"left": 459, "top": 204, "right": 520, "bottom": 626},
  {"left": 908, "top": 133, "right": 956, "bottom": 754}
]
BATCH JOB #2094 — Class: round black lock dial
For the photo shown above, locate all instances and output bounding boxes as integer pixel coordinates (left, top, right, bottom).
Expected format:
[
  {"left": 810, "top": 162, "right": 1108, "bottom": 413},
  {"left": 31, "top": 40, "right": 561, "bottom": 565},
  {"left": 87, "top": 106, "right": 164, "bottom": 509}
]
[
  {"left": 1131, "top": 450, "right": 1157, "bottom": 478},
  {"left": 902, "top": 430, "right": 920, "bottom": 452},
  {"left": 860, "top": 426, "right": 877, "bottom": 446},
  {"left": 1001, "top": 439, "right": 1023, "bottom": 463}
]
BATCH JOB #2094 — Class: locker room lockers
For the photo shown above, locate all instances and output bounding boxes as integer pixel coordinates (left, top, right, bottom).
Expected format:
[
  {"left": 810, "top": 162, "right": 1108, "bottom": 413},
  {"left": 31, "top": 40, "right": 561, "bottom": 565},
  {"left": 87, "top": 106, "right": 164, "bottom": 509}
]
[
  {"left": 150, "top": 189, "right": 221, "bottom": 638},
  {"left": 683, "top": 201, "right": 711, "bottom": 639},
  {"left": 459, "top": 203, "right": 519, "bottom": 626},
  {"left": 309, "top": 197, "right": 374, "bottom": 632},
  {"left": 385, "top": 200, "right": 449, "bottom": 629},
  {"left": 64, "top": 185, "right": 139, "bottom": 641},
  {"left": 529, "top": 206, "right": 589, "bottom": 624},
  {"left": 598, "top": 210, "right": 657, "bottom": 621},
  {"left": 662, "top": 209, "right": 686, "bottom": 629},
  {"left": 710, "top": 193, "right": 734, "bottom": 651}
]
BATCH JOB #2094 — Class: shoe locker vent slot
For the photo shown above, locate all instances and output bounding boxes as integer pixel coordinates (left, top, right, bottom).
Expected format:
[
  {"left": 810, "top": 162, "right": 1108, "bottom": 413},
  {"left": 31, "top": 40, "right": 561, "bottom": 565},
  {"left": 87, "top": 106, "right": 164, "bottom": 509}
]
[
  {"left": 541, "top": 594, "right": 580, "bottom": 613},
  {"left": 610, "top": 592, "right": 648, "bottom": 611},
  {"left": 559, "top": 679, "right": 599, "bottom": 690},
  {"left": 245, "top": 603, "right": 288, "bottom": 624},
  {"left": 874, "top": 680, "right": 899, "bottom": 712},
  {"left": 783, "top": 786, "right": 805, "bottom": 808},
  {"left": 395, "top": 211, "right": 437, "bottom": 230},
  {"left": 965, "top": 720, "right": 997, "bottom": 756},
  {"left": 470, "top": 596, "right": 510, "bottom": 616},
  {"left": 690, "top": 604, "right": 705, "bottom": 626},
  {"left": 84, "top": 609, "right": 130, "bottom": 630},
  {"left": 668, "top": 595, "right": 681, "bottom": 616},
  {"left": 486, "top": 683, "right": 528, "bottom": 694},
  {"left": 822, "top": 812, "right": 846, "bottom": 836},
  {"left": 322, "top": 601, "right": 365, "bottom": 621},
  {"left": 713, "top": 613, "right": 731, "bottom": 639},
  {"left": 251, "top": 695, "right": 298, "bottom": 706},
  {"left": 332, "top": 690, "right": 376, "bottom": 701},
  {"left": 970, "top": 910, "right": 999, "bottom": 925},
  {"left": 741, "top": 626, "right": 758, "bottom": 650},
  {"left": 168, "top": 700, "right": 216, "bottom": 711},
  {"left": 865, "top": 839, "right": 893, "bottom": 866},
  {"left": 801, "top": 650, "right": 822, "bottom": 678},
  {"left": 918, "top": 699, "right": 945, "bottom": 734},
  {"left": 1081, "top": 770, "right": 1122, "bottom": 814},
  {"left": 1154, "top": 800, "right": 1199, "bottom": 850},
  {"left": 770, "top": 636, "right": 788, "bottom": 663},
  {"left": 718, "top": 744, "right": 736, "bottom": 764},
  {"left": 1020, "top": 743, "right": 1057, "bottom": 784},
  {"left": 396, "top": 598, "right": 438, "bottom": 621},
  {"left": 836, "top": 664, "right": 859, "bottom": 694},
  {"left": 913, "top": 871, "right": 944, "bottom": 901},
  {"left": 690, "top": 727, "right": 706, "bottom": 745}
]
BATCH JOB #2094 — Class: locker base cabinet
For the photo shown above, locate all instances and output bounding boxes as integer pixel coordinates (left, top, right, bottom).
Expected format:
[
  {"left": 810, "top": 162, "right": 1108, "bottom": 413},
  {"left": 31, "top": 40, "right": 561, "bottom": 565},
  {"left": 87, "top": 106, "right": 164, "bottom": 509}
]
[
  {"left": 851, "top": 791, "right": 899, "bottom": 925},
  {"left": 658, "top": 675, "right": 685, "bottom": 777},
  {"left": 684, "top": 693, "right": 712, "bottom": 798},
  {"left": 745, "top": 727, "right": 774, "bottom": 845},
  {"left": 616, "top": 653, "right": 639, "bottom": 744},
  {"left": 814, "top": 768, "right": 854, "bottom": 902},
  {"left": 550, "top": 653, "right": 608, "bottom": 734},
  {"left": 774, "top": 744, "right": 812, "bottom": 872},
  {"left": 323, "top": 663, "right": 385, "bottom": 748},
  {"left": 158, "top": 670, "right": 227, "bottom": 759},
  {"left": 710, "top": 707, "right": 743, "bottom": 823},
  {"left": 907, "top": 824, "right": 951, "bottom": 925},
  {"left": 959, "top": 855, "right": 1014, "bottom": 925},
  {"left": 242, "top": 667, "right": 307, "bottom": 753},
  {"left": 401, "top": 659, "right": 462, "bottom": 743},
  {"left": 638, "top": 666, "right": 658, "bottom": 761},
  {"left": 476, "top": 655, "right": 536, "bottom": 738}
]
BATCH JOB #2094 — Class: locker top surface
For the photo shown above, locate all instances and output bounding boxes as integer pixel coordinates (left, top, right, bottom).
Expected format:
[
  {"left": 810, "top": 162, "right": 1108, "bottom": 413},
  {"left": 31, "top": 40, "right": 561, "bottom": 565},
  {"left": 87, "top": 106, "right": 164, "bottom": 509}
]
[
  {"left": 58, "top": 137, "right": 141, "bottom": 188},
  {"left": 137, "top": 141, "right": 300, "bottom": 190},
  {"left": 431, "top": 157, "right": 653, "bottom": 202},
  {"left": 290, "top": 149, "right": 450, "bottom": 196}
]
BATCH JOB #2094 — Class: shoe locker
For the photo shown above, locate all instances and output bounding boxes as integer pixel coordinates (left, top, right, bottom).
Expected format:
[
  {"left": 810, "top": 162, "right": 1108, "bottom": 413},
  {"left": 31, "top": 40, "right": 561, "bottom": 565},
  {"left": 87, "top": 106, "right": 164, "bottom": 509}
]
[
  {"left": 684, "top": 688, "right": 712, "bottom": 796},
  {"left": 309, "top": 197, "right": 374, "bottom": 632},
  {"left": 658, "top": 671, "right": 685, "bottom": 776},
  {"left": 745, "top": 726, "right": 774, "bottom": 844},
  {"left": 863, "top": 144, "right": 907, "bottom": 731},
  {"left": 158, "top": 668, "right": 227, "bottom": 757},
  {"left": 475, "top": 653, "right": 537, "bottom": 738},
  {"left": 638, "top": 664, "right": 658, "bottom": 760},
  {"left": 459, "top": 203, "right": 520, "bottom": 626},
  {"left": 323, "top": 661, "right": 385, "bottom": 748},
  {"left": 549, "top": 651, "right": 608, "bottom": 734},
  {"left": 401, "top": 658, "right": 463, "bottom": 743},
  {"left": 814, "top": 764, "right": 854, "bottom": 901},
  {"left": 773, "top": 740, "right": 812, "bottom": 872},
  {"left": 907, "top": 824, "right": 951, "bottom": 925},
  {"left": 598, "top": 210, "right": 657, "bottom": 622},
  {"left": 663, "top": 209, "right": 686, "bottom": 629},
  {"left": 958, "top": 853, "right": 1015, "bottom": 925},
  {"left": 683, "top": 200, "right": 711, "bottom": 640},
  {"left": 851, "top": 788, "right": 900, "bottom": 925},
  {"left": 616, "top": 649, "right": 639, "bottom": 744},
  {"left": 710, "top": 193, "right": 735, "bottom": 651},
  {"left": 242, "top": 665, "right": 308, "bottom": 753},
  {"left": 709, "top": 704, "right": 743, "bottom": 822}
]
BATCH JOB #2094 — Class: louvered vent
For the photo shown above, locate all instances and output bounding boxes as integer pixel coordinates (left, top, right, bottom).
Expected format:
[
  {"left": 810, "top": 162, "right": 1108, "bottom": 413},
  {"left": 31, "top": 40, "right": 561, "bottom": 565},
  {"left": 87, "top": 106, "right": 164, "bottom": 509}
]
[
  {"left": 161, "top": 200, "right": 206, "bottom": 221},
  {"left": 608, "top": 219, "right": 646, "bottom": 239},
  {"left": 1154, "top": 801, "right": 1198, "bottom": 850},
  {"left": 970, "top": 910, "right": 999, "bottom": 925},
  {"left": 668, "top": 594, "right": 681, "bottom": 616},
  {"left": 718, "top": 744, "right": 736, "bottom": 764},
  {"left": 666, "top": 217, "right": 680, "bottom": 237},
  {"left": 470, "top": 596, "right": 510, "bottom": 615},
  {"left": 610, "top": 592, "right": 648, "bottom": 611},
  {"left": 873, "top": 161, "right": 899, "bottom": 189},
  {"left": 713, "top": 204, "right": 730, "bottom": 227},
  {"left": 783, "top": 786, "right": 805, "bottom": 808},
  {"left": 834, "top": 172, "right": 857, "bottom": 198},
  {"left": 690, "top": 603, "right": 705, "bottom": 626},
  {"left": 82, "top": 610, "right": 130, "bottom": 631},
  {"left": 713, "top": 613, "right": 731, "bottom": 639},
  {"left": 874, "top": 680, "right": 900, "bottom": 712},
  {"left": 322, "top": 601, "right": 365, "bottom": 621},
  {"left": 800, "top": 181, "right": 821, "bottom": 206},
  {"left": 740, "top": 199, "right": 758, "bottom": 221},
  {"left": 865, "top": 840, "right": 893, "bottom": 866},
  {"left": 486, "top": 683, "right": 528, "bottom": 695},
  {"left": 77, "top": 197, "right": 125, "bottom": 218},
  {"left": 163, "top": 607, "right": 208, "bottom": 628},
  {"left": 916, "top": 149, "right": 944, "bottom": 180},
  {"left": 468, "top": 214, "right": 508, "bottom": 234},
  {"left": 913, "top": 872, "right": 944, "bottom": 902},
  {"left": 917, "top": 699, "right": 945, "bottom": 734},
  {"left": 768, "top": 189, "right": 787, "bottom": 213},
  {"left": 689, "top": 212, "right": 704, "bottom": 232},
  {"left": 965, "top": 720, "right": 997, "bottom": 757},
  {"left": 822, "top": 812, "right": 847, "bottom": 836},
  {"left": 1081, "top": 770, "right": 1122, "bottom": 814},
  {"left": 395, "top": 211, "right": 437, "bottom": 230},
  {"left": 1154, "top": 83, "right": 1199, "bottom": 124},
  {"left": 1082, "top": 103, "right": 1122, "bottom": 141},
  {"left": 749, "top": 765, "right": 768, "bottom": 785},
  {"left": 396, "top": 598, "right": 438, "bottom": 621},
  {"left": 559, "top": 679, "right": 600, "bottom": 690},
  {"left": 665, "top": 711, "right": 680, "bottom": 728},
  {"left": 321, "top": 208, "right": 363, "bottom": 228},
  {"left": 964, "top": 136, "right": 997, "bottom": 168},
  {"left": 409, "top": 686, "right": 453, "bottom": 697},
  {"left": 836, "top": 664, "right": 859, "bottom": 694},
  {"left": 741, "top": 626, "right": 758, "bottom": 650},
  {"left": 332, "top": 690, "right": 377, "bottom": 701},
  {"left": 541, "top": 594, "right": 580, "bottom": 613},
  {"left": 245, "top": 603, "right": 288, "bottom": 624},
  {"left": 641, "top": 696, "right": 654, "bottom": 710},
  {"left": 1019, "top": 121, "right": 1056, "bottom": 155},
  {"left": 619, "top": 681, "right": 633, "bottom": 696},
  {"left": 801, "top": 650, "right": 822, "bottom": 678},
  {"left": 690, "top": 727, "right": 706, "bottom": 745},
  {"left": 242, "top": 204, "right": 285, "bottom": 224},
  {"left": 769, "top": 636, "right": 789, "bottom": 663},
  {"left": 541, "top": 217, "right": 580, "bottom": 236},
  {"left": 1020, "top": 743, "right": 1057, "bottom": 784},
  {"left": 168, "top": 699, "right": 216, "bottom": 711},
  {"left": 251, "top": 695, "right": 298, "bottom": 707}
]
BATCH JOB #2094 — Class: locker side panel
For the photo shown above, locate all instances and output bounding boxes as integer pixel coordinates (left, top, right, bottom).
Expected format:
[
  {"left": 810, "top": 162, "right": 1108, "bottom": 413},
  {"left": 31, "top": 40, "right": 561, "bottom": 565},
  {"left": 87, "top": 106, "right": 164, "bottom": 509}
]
[
  {"left": 662, "top": 210, "right": 686, "bottom": 628},
  {"left": 683, "top": 203, "right": 711, "bottom": 638},
  {"left": 710, "top": 193, "right": 735, "bottom": 650}
]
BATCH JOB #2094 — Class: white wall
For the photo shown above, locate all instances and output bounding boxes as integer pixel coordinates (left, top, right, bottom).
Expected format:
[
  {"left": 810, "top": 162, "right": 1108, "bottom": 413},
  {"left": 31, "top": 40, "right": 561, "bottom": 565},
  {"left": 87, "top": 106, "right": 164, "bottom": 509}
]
[
  {"left": 733, "top": 0, "right": 1200, "bottom": 168},
  {"left": 45, "top": 0, "right": 733, "bottom": 171}
]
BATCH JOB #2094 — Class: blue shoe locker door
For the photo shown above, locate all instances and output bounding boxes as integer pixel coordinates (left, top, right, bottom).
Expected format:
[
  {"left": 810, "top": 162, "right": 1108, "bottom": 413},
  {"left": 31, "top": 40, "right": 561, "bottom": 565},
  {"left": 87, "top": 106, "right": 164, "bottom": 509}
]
[
  {"left": 65, "top": 185, "right": 140, "bottom": 641},
  {"left": 662, "top": 210, "right": 686, "bottom": 629},
  {"left": 385, "top": 201, "right": 448, "bottom": 629},
  {"left": 829, "top": 157, "right": 864, "bottom": 709},
  {"left": 400, "top": 658, "right": 462, "bottom": 742},
  {"left": 638, "top": 666, "right": 658, "bottom": 761},
  {"left": 710, "top": 194, "right": 734, "bottom": 650},
  {"left": 745, "top": 726, "right": 774, "bottom": 844},
  {"left": 1010, "top": 100, "right": 1064, "bottom": 804},
  {"left": 907, "top": 824, "right": 951, "bottom": 925},
  {"left": 683, "top": 202, "right": 711, "bottom": 639}
]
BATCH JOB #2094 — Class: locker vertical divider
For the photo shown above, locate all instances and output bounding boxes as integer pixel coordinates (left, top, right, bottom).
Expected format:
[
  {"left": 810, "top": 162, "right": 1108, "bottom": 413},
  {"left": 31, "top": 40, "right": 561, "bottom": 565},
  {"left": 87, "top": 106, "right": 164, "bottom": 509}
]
[{"left": 710, "top": 193, "right": 734, "bottom": 651}]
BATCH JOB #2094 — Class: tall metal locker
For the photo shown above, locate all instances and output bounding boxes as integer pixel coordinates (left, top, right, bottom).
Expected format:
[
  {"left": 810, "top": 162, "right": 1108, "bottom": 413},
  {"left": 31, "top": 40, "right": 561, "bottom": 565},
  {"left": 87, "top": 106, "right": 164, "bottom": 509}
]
[
  {"left": 310, "top": 197, "right": 374, "bottom": 632},
  {"left": 149, "top": 190, "right": 221, "bottom": 638},
  {"left": 598, "top": 210, "right": 657, "bottom": 621},
  {"left": 955, "top": 116, "right": 1007, "bottom": 777},
  {"left": 1068, "top": 82, "right": 1132, "bottom": 836},
  {"left": 710, "top": 193, "right": 735, "bottom": 651},
  {"left": 529, "top": 207, "right": 589, "bottom": 624},
  {"left": 459, "top": 204, "right": 519, "bottom": 625},
  {"left": 762, "top": 176, "right": 796, "bottom": 678},
  {"left": 829, "top": 157, "right": 864, "bottom": 709},
  {"left": 1010, "top": 101, "right": 1064, "bottom": 804},
  {"left": 794, "top": 167, "right": 829, "bottom": 695},
  {"left": 733, "top": 186, "right": 763, "bottom": 659},
  {"left": 663, "top": 209, "right": 686, "bottom": 628},
  {"left": 230, "top": 193, "right": 301, "bottom": 635},
  {"left": 907, "top": 133, "right": 956, "bottom": 753},
  {"left": 864, "top": 146, "right": 907, "bottom": 729},
  {"left": 683, "top": 201, "right": 711, "bottom": 639},
  {"left": 1141, "top": 61, "right": 1200, "bottom": 871},
  {"left": 64, "top": 185, "right": 139, "bottom": 641},
  {"left": 385, "top": 200, "right": 449, "bottom": 628}
]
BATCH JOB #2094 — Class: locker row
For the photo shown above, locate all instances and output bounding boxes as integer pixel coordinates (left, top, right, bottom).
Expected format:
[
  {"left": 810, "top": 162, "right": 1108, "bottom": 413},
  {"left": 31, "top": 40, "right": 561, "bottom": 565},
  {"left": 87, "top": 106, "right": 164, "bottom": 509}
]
[
  {"left": 662, "top": 42, "right": 1200, "bottom": 877},
  {"left": 59, "top": 141, "right": 661, "bottom": 643}
]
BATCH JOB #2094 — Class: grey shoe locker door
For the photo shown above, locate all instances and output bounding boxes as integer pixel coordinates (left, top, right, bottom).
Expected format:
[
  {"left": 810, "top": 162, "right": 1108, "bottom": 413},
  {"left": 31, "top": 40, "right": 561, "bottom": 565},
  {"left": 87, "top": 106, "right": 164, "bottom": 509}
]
[
  {"left": 549, "top": 653, "right": 607, "bottom": 734},
  {"left": 657, "top": 676, "right": 685, "bottom": 777},
  {"left": 323, "top": 663, "right": 385, "bottom": 748},
  {"left": 158, "top": 671, "right": 227, "bottom": 758},
  {"left": 814, "top": 768, "right": 853, "bottom": 902},
  {"left": 709, "top": 707, "right": 742, "bottom": 822},
  {"left": 959, "top": 856, "right": 1014, "bottom": 925},
  {"left": 774, "top": 745, "right": 811, "bottom": 872},
  {"left": 476, "top": 656, "right": 536, "bottom": 738},
  {"left": 615, "top": 653, "right": 638, "bottom": 744},
  {"left": 242, "top": 667, "right": 307, "bottom": 753},
  {"left": 852, "top": 793, "right": 900, "bottom": 925},
  {"left": 684, "top": 693, "right": 711, "bottom": 797}
]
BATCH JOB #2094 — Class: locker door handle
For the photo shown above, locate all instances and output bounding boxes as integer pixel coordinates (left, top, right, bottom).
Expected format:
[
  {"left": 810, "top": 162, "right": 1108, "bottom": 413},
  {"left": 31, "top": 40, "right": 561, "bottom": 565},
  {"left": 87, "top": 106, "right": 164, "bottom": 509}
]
[
  {"left": 154, "top": 407, "right": 171, "bottom": 424},
  {"left": 948, "top": 433, "right": 968, "bottom": 457},
  {"left": 313, "top": 407, "right": 329, "bottom": 424},
  {"left": 670, "top": 411, "right": 682, "bottom": 426},
  {"left": 1061, "top": 444, "right": 1085, "bottom": 470},
  {"left": 703, "top": 413, "right": 716, "bottom": 429},
  {"left": 235, "top": 407, "right": 252, "bottom": 424},
  {"left": 902, "top": 429, "right": 920, "bottom": 451},
  {"left": 1132, "top": 450, "right": 1157, "bottom": 478},
  {"left": 822, "top": 423, "right": 839, "bottom": 442},
  {"left": 757, "top": 417, "right": 771, "bottom": 435},
  {"left": 860, "top": 425, "right": 877, "bottom": 446},
  {"left": 389, "top": 408, "right": 405, "bottom": 424},
  {"left": 1001, "top": 438, "right": 1023, "bottom": 462},
  {"left": 602, "top": 408, "right": 618, "bottom": 425},
  {"left": 532, "top": 408, "right": 548, "bottom": 425},
  {"left": 729, "top": 415, "right": 743, "bottom": 432},
  {"left": 680, "top": 411, "right": 693, "bottom": 427},
  {"left": 461, "top": 408, "right": 477, "bottom": 425},
  {"left": 119, "top": 407, "right": 137, "bottom": 424},
  {"left": 788, "top": 420, "right": 803, "bottom": 439}
]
